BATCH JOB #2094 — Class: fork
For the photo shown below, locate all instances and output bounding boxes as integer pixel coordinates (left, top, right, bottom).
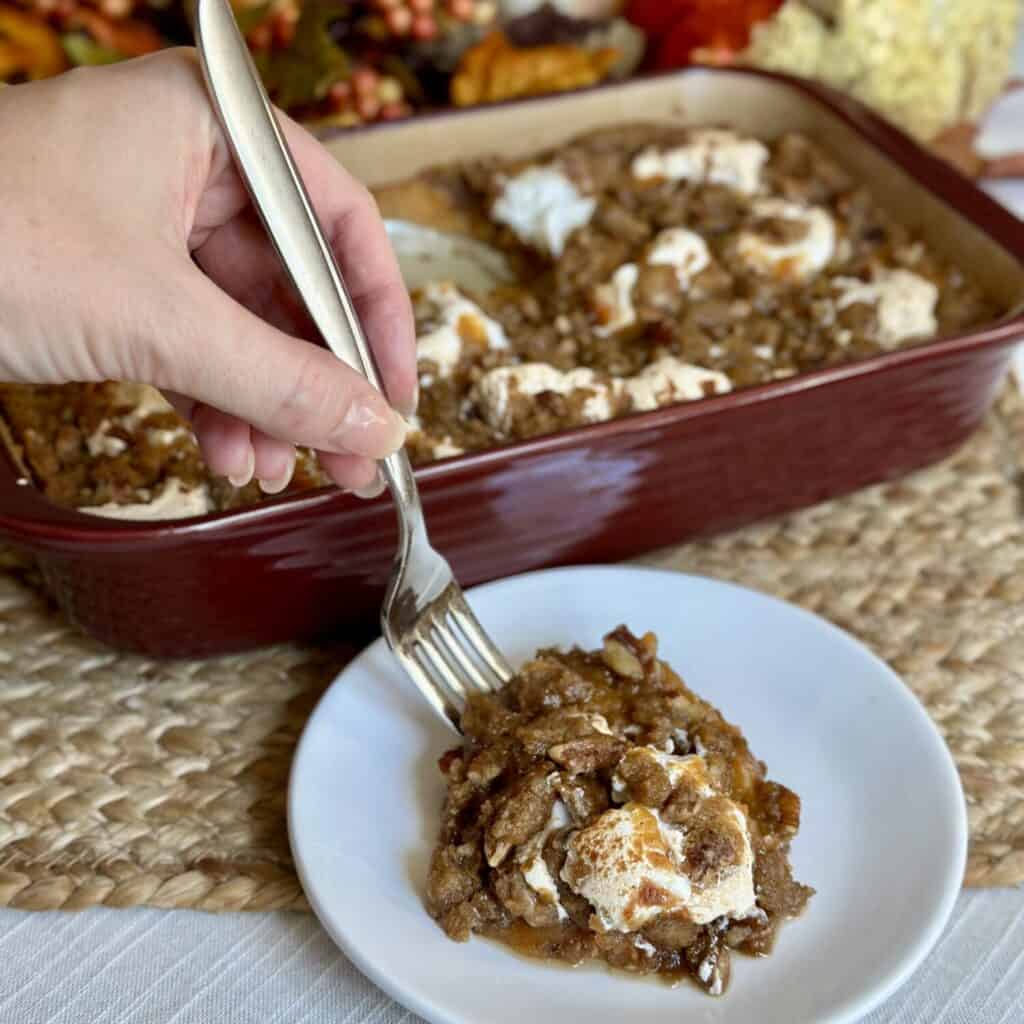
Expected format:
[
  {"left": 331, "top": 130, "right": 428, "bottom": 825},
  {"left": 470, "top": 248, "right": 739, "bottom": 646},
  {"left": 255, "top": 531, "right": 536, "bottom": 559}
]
[{"left": 194, "top": 0, "right": 514, "bottom": 730}]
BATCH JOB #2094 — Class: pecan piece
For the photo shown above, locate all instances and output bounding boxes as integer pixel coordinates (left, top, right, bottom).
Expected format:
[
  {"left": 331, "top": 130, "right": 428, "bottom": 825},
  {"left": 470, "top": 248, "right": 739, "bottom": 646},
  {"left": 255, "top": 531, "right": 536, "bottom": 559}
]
[
  {"left": 548, "top": 734, "right": 625, "bottom": 774},
  {"left": 484, "top": 768, "right": 555, "bottom": 867},
  {"left": 614, "top": 747, "right": 673, "bottom": 807}
]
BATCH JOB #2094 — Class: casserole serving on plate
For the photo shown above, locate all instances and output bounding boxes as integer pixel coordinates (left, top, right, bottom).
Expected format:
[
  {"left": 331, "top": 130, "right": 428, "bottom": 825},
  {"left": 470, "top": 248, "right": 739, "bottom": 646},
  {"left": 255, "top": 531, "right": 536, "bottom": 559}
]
[{"left": 2, "top": 67, "right": 1023, "bottom": 657}]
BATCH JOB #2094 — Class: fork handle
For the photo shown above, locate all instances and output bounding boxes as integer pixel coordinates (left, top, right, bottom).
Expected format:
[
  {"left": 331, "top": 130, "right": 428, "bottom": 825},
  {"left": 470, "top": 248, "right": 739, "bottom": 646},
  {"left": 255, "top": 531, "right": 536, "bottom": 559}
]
[{"left": 193, "top": 0, "right": 420, "bottom": 514}]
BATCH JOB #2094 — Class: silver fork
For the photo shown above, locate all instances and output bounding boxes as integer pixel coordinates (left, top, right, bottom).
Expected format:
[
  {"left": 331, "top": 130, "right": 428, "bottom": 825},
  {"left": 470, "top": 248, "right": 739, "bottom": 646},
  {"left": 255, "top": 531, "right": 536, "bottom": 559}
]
[{"left": 194, "top": 0, "right": 513, "bottom": 730}]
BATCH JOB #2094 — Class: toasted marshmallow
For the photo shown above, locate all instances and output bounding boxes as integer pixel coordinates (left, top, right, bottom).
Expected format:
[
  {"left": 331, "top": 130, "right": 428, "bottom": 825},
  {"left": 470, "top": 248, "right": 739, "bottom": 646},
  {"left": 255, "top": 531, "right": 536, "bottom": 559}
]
[
  {"left": 683, "top": 801, "right": 757, "bottom": 926},
  {"left": 147, "top": 426, "right": 191, "bottom": 447},
  {"left": 82, "top": 479, "right": 212, "bottom": 521},
  {"left": 621, "top": 356, "right": 731, "bottom": 411},
  {"left": 518, "top": 800, "right": 572, "bottom": 920},
  {"left": 561, "top": 804, "right": 692, "bottom": 932},
  {"left": 647, "top": 228, "right": 711, "bottom": 289},
  {"left": 478, "top": 355, "right": 729, "bottom": 432},
  {"left": 416, "top": 282, "right": 509, "bottom": 379},
  {"left": 593, "top": 232, "right": 708, "bottom": 337},
  {"left": 611, "top": 748, "right": 715, "bottom": 803},
  {"left": 476, "top": 363, "right": 616, "bottom": 433},
  {"left": 593, "top": 263, "right": 640, "bottom": 336},
  {"left": 406, "top": 417, "right": 465, "bottom": 459},
  {"left": 85, "top": 422, "right": 127, "bottom": 458},
  {"left": 631, "top": 130, "right": 768, "bottom": 195},
  {"left": 833, "top": 269, "right": 938, "bottom": 347},
  {"left": 115, "top": 384, "right": 175, "bottom": 426},
  {"left": 561, "top": 801, "right": 756, "bottom": 932},
  {"left": 492, "top": 166, "right": 596, "bottom": 256},
  {"left": 431, "top": 437, "right": 465, "bottom": 459},
  {"left": 85, "top": 386, "right": 182, "bottom": 459},
  {"left": 737, "top": 199, "right": 836, "bottom": 281}
]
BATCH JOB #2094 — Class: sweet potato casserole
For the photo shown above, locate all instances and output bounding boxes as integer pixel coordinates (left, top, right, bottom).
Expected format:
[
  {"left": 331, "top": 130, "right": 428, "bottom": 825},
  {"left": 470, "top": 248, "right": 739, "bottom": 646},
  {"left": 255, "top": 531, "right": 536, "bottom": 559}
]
[
  {"left": 425, "top": 627, "right": 812, "bottom": 994},
  {"left": 0, "top": 124, "right": 1002, "bottom": 518}
]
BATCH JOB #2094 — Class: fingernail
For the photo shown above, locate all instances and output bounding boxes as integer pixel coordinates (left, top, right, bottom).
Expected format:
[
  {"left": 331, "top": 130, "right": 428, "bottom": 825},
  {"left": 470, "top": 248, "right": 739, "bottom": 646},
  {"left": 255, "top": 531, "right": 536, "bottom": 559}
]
[
  {"left": 328, "top": 394, "right": 407, "bottom": 457},
  {"left": 353, "top": 469, "right": 387, "bottom": 500},
  {"left": 397, "top": 383, "right": 419, "bottom": 420},
  {"left": 258, "top": 465, "right": 294, "bottom": 495},
  {"left": 227, "top": 447, "right": 255, "bottom": 488}
]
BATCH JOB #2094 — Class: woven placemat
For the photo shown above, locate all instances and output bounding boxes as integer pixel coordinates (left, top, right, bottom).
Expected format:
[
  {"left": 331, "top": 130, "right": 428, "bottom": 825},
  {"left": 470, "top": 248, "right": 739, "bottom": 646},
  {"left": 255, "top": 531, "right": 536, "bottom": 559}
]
[{"left": 1, "top": 388, "right": 1022, "bottom": 912}]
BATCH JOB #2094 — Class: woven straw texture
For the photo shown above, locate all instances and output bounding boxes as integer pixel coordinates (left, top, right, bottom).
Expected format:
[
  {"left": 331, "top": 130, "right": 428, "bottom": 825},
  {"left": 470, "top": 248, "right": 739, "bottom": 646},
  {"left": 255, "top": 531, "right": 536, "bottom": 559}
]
[{"left": 1, "top": 389, "right": 1023, "bottom": 911}]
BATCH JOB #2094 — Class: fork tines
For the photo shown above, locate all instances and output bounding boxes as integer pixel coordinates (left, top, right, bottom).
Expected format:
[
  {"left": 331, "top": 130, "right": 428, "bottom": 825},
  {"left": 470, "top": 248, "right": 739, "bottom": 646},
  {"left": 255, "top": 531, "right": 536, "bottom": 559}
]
[{"left": 396, "top": 583, "right": 513, "bottom": 730}]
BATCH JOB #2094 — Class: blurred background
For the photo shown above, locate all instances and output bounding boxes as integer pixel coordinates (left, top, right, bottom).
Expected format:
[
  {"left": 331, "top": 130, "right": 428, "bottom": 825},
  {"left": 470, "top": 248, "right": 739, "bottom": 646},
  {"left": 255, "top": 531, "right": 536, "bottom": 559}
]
[{"left": 2, "top": 0, "right": 1021, "bottom": 178}]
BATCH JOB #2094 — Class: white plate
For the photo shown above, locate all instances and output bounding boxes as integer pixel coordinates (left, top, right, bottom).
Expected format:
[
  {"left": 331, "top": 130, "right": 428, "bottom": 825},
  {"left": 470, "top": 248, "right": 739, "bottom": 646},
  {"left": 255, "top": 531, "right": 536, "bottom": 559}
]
[{"left": 289, "top": 566, "right": 966, "bottom": 1024}]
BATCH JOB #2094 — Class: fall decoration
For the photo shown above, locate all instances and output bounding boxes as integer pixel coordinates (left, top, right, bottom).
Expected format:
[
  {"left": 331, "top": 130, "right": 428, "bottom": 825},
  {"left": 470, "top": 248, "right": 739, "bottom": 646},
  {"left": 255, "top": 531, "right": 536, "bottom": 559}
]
[
  {"left": 626, "top": 0, "right": 1021, "bottom": 145},
  {"left": 451, "top": 26, "right": 617, "bottom": 105}
]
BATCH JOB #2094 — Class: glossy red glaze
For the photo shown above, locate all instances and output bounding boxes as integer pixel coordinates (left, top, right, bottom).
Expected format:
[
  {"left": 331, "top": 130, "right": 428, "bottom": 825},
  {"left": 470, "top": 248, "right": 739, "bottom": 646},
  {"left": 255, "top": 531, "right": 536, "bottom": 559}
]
[{"left": 2, "top": 68, "right": 1023, "bottom": 657}]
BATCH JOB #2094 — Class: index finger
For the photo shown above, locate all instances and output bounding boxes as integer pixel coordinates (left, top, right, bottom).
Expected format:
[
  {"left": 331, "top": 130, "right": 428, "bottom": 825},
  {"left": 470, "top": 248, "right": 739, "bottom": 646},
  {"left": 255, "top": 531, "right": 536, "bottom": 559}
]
[{"left": 278, "top": 113, "right": 417, "bottom": 417}]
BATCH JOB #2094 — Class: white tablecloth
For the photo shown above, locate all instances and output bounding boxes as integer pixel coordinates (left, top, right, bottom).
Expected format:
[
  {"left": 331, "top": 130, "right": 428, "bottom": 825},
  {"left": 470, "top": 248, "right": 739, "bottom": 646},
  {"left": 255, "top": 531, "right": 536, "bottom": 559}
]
[
  {"left": 0, "top": 890, "right": 1020, "bottom": 1024},
  {"left": 4, "top": 35, "right": 1024, "bottom": 1024}
]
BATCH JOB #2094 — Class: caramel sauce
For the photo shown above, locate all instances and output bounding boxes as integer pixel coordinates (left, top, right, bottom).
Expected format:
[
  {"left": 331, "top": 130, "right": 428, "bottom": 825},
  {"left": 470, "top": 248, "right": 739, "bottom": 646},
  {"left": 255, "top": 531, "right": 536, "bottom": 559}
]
[{"left": 482, "top": 921, "right": 693, "bottom": 988}]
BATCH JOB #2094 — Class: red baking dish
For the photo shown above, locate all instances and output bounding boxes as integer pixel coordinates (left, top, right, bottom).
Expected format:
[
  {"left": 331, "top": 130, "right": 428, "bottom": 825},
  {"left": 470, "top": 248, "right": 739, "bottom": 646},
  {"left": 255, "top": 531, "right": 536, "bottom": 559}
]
[{"left": 2, "top": 67, "right": 1024, "bottom": 657}]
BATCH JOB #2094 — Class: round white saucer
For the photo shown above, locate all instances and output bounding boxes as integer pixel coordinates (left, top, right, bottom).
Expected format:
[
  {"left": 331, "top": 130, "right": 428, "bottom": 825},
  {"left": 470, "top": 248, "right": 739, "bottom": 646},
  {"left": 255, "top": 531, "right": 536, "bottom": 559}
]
[{"left": 289, "top": 566, "right": 966, "bottom": 1024}]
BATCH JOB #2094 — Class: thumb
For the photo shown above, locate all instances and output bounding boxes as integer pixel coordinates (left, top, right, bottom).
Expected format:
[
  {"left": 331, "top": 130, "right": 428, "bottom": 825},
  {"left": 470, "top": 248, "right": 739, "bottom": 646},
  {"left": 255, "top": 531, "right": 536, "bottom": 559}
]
[{"left": 135, "top": 266, "right": 407, "bottom": 458}]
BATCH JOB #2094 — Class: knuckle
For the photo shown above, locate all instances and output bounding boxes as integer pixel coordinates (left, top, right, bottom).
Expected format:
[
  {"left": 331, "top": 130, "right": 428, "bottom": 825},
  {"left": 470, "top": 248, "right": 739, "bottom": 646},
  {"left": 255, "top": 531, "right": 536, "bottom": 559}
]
[{"left": 277, "top": 351, "right": 357, "bottom": 443}]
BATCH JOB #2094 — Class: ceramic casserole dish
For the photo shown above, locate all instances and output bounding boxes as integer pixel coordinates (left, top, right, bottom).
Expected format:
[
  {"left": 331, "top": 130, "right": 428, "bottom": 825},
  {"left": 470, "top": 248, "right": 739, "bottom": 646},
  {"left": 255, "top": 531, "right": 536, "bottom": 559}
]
[{"left": 2, "top": 66, "right": 1023, "bottom": 657}]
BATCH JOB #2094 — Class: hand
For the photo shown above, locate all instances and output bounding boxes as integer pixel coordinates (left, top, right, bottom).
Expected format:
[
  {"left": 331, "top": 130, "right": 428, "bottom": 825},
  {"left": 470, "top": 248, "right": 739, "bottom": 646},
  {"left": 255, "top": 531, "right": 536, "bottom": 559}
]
[{"left": 0, "top": 48, "right": 415, "bottom": 496}]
